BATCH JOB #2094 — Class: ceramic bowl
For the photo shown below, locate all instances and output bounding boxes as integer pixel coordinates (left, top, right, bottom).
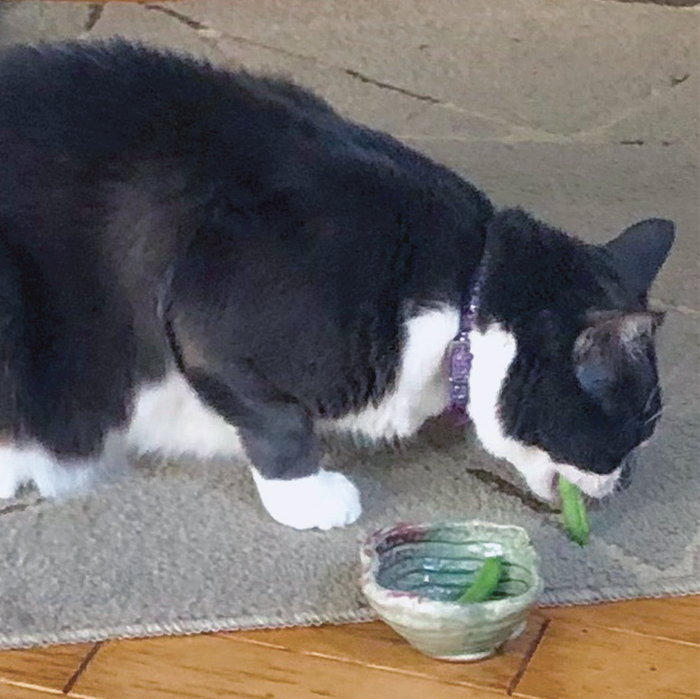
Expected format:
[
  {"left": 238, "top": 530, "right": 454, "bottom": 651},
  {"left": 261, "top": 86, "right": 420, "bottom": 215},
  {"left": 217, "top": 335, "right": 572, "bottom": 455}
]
[{"left": 360, "top": 520, "right": 543, "bottom": 662}]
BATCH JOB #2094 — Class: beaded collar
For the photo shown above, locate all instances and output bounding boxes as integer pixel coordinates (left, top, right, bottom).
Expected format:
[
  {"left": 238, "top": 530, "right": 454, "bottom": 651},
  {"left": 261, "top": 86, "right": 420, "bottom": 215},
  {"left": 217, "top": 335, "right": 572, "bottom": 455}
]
[{"left": 448, "top": 261, "right": 487, "bottom": 423}]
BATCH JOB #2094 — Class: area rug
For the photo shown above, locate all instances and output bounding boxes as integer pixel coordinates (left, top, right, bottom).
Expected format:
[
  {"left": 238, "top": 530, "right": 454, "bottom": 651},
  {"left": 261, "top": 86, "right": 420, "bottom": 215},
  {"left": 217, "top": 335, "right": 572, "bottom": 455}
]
[{"left": 1, "top": 388, "right": 698, "bottom": 650}]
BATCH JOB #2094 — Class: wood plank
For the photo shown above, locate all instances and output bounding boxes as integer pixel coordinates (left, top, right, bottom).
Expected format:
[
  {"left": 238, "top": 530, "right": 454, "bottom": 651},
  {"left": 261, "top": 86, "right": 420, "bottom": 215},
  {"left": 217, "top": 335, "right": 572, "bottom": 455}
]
[
  {"left": 0, "top": 679, "right": 63, "bottom": 698},
  {"left": 228, "top": 614, "right": 547, "bottom": 693},
  {"left": 0, "top": 644, "right": 94, "bottom": 693},
  {"left": 543, "top": 596, "right": 700, "bottom": 645},
  {"left": 70, "top": 634, "right": 510, "bottom": 699},
  {"left": 2, "top": 597, "right": 696, "bottom": 698},
  {"left": 513, "top": 616, "right": 700, "bottom": 699}
]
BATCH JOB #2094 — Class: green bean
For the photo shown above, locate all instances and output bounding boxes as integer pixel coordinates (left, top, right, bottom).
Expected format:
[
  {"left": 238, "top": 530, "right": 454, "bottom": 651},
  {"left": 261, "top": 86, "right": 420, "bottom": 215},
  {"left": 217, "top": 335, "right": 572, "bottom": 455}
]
[
  {"left": 559, "top": 476, "right": 590, "bottom": 547},
  {"left": 456, "top": 556, "right": 503, "bottom": 603}
]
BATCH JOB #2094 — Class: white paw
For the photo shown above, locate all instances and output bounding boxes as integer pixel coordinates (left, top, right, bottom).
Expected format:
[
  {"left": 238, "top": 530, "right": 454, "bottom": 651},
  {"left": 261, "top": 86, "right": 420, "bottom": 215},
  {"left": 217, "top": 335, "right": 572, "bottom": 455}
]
[
  {"left": 0, "top": 464, "right": 24, "bottom": 499},
  {"left": 33, "top": 462, "right": 95, "bottom": 499},
  {"left": 251, "top": 468, "right": 362, "bottom": 530},
  {"left": 0, "top": 446, "right": 37, "bottom": 498},
  {"left": 0, "top": 438, "right": 130, "bottom": 501},
  {"left": 0, "top": 444, "right": 96, "bottom": 500}
]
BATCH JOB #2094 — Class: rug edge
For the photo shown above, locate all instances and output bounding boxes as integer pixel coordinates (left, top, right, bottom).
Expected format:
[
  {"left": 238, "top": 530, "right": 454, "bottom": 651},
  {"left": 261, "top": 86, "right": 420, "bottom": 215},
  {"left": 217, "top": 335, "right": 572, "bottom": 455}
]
[{"left": 1, "top": 579, "right": 698, "bottom": 651}]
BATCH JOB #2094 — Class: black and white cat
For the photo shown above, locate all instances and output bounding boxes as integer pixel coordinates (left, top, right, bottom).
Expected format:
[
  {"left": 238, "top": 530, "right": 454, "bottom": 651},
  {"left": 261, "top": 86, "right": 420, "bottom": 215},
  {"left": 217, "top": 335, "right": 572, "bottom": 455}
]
[{"left": 0, "top": 41, "right": 674, "bottom": 530}]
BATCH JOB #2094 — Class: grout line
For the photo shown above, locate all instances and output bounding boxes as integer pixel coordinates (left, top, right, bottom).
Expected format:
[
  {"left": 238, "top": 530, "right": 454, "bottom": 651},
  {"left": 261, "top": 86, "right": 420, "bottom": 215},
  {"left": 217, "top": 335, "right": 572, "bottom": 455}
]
[
  {"left": 62, "top": 642, "right": 105, "bottom": 696},
  {"left": 342, "top": 69, "right": 441, "bottom": 104},
  {"left": 143, "top": 4, "right": 207, "bottom": 31},
  {"left": 83, "top": 4, "right": 104, "bottom": 32},
  {"left": 650, "top": 299, "right": 699, "bottom": 317},
  {"left": 507, "top": 617, "right": 551, "bottom": 696}
]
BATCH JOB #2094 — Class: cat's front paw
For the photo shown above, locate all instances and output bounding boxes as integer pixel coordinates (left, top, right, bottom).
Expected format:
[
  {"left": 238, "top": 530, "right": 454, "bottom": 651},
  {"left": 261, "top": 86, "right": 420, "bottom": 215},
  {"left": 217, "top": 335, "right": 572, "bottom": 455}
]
[{"left": 251, "top": 468, "right": 362, "bottom": 530}]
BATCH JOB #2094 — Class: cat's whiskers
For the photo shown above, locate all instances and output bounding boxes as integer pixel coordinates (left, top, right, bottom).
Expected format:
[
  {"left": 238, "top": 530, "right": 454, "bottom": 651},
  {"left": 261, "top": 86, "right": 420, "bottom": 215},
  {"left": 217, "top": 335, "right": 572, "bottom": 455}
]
[
  {"left": 642, "top": 384, "right": 661, "bottom": 413},
  {"left": 644, "top": 408, "right": 664, "bottom": 426}
]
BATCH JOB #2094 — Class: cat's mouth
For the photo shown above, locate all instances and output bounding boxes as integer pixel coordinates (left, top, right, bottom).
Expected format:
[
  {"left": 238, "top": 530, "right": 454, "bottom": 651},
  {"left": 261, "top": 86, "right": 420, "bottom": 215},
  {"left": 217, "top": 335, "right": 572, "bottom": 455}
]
[
  {"left": 550, "top": 461, "right": 627, "bottom": 503},
  {"left": 550, "top": 472, "right": 589, "bottom": 506}
]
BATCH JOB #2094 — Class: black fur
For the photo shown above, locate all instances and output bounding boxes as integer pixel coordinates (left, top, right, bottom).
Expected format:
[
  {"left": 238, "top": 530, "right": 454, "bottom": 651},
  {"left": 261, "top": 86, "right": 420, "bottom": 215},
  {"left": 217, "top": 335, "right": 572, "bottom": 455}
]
[{"left": 0, "top": 40, "right": 673, "bottom": 493}]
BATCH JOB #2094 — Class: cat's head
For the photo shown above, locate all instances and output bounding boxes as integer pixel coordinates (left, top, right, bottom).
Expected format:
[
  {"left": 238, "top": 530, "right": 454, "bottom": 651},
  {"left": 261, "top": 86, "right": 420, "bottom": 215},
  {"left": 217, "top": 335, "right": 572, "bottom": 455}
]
[{"left": 469, "top": 210, "right": 675, "bottom": 503}]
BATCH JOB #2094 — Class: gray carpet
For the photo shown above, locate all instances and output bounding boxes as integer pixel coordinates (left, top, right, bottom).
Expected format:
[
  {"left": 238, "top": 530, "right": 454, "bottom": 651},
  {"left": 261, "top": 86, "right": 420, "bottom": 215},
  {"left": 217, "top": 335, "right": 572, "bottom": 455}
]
[{"left": 0, "top": 395, "right": 698, "bottom": 650}]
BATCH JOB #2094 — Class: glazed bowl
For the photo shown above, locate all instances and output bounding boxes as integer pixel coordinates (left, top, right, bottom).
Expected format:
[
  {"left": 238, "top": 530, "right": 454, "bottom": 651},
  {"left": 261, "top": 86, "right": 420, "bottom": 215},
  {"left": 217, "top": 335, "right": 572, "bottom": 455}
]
[{"left": 360, "top": 520, "right": 543, "bottom": 661}]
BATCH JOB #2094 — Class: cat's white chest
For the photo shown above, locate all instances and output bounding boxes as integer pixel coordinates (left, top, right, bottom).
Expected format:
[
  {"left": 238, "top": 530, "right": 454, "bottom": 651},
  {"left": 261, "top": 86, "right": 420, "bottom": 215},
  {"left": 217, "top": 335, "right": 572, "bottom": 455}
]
[{"left": 321, "top": 307, "right": 459, "bottom": 441}]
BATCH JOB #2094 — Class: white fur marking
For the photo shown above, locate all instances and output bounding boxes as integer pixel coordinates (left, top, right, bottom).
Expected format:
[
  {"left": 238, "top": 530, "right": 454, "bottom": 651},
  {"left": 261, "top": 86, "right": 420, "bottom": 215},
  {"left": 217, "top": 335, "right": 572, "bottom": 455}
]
[
  {"left": 0, "top": 444, "right": 104, "bottom": 499},
  {"left": 251, "top": 468, "right": 361, "bottom": 530},
  {"left": 556, "top": 462, "right": 623, "bottom": 500},
  {"left": 127, "top": 372, "right": 246, "bottom": 460},
  {"left": 468, "top": 324, "right": 622, "bottom": 502},
  {"left": 0, "top": 372, "right": 247, "bottom": 501},
  {"left": 325, "top": 307, "right": 459, "bottom": 441}
]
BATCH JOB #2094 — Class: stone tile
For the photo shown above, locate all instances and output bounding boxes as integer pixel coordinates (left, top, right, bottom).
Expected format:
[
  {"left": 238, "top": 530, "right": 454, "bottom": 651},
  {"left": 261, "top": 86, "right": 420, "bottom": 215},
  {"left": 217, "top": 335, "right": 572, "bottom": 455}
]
[
  {"left": 0, "top": 1, "right": 90, "bottom": 48},
  {"left": 213, "top": 34, "right": 513, "bottom": 140},
  {"left": 403, "top": 139, "right": 699, "bottom": 310},
  {"left": 41, "top": 2, "right": 505, "bottom": 141},
  {"left": 601, "top": 72, "right": 700, "bottom": 147},
  {"left": 89, "top": 4, "right": 505, "bottom": 141},
  {"left": 86, "top": 2, "right": 225, "bottom": 62},
  {"left": 170, "top": 0, "right": 698, "bottom": 135}
]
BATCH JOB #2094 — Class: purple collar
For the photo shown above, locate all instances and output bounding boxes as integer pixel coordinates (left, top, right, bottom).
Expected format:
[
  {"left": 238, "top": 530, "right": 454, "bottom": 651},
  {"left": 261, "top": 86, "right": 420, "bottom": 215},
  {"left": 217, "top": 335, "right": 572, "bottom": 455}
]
[{"left": 448, "top": 262, "right": 487, "bottom": 423}]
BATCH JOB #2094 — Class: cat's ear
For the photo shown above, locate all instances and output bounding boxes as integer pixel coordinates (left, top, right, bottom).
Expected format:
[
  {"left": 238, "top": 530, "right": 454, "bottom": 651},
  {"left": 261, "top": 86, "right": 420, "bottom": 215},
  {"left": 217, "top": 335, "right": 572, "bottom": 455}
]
[
  {"left": 573, "top": 311, "right": 663, "bottom": 409},
  {"left": 604, "top": 219, "right": 675, "bottom": 298}
]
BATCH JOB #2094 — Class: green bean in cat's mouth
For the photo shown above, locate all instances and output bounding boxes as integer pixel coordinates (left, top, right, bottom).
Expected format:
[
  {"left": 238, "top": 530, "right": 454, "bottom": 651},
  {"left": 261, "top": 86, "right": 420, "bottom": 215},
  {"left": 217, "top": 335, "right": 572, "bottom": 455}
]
[{"left": 558, "top": 476, "right": 590, "bottom": 547}]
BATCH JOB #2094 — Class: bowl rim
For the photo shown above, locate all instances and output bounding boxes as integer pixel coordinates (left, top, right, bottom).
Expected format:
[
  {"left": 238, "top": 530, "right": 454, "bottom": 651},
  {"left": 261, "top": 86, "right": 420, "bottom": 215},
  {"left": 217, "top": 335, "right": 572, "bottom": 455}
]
[{"left": 359, "top": 519, "right": 544, "bottom": 613}]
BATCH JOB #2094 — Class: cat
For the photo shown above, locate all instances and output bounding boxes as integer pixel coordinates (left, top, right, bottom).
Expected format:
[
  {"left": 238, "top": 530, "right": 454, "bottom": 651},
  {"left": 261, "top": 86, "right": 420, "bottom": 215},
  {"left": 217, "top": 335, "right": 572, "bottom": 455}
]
[{"left": 0, "top": 40, "right": 674, "bottom": 530}]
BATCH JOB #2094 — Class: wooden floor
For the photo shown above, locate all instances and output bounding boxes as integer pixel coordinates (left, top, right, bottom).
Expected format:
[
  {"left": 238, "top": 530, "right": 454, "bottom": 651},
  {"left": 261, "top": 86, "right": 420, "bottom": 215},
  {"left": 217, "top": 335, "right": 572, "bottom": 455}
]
[{"left": 0, "top": 596, "right": 698, "bottom": 698}]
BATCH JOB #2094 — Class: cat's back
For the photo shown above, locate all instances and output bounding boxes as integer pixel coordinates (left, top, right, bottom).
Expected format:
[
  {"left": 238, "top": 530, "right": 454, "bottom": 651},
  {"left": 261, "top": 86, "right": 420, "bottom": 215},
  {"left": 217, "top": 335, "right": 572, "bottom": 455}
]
[
  {"left": 0, "top": 40, "right": 243, "bottom": 158},
  {"left": 0, "top": 40, "right": 491, "bottom": 294},
  {"left": 0, "top": 39, "right": 381, "bottom": 216},
  {"left": 0, "top": 40, "right": 295, "bottom": 272}
]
